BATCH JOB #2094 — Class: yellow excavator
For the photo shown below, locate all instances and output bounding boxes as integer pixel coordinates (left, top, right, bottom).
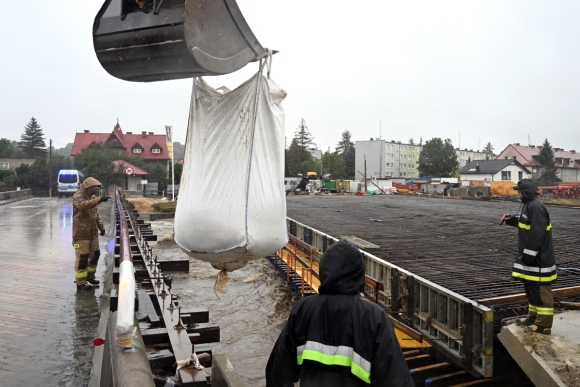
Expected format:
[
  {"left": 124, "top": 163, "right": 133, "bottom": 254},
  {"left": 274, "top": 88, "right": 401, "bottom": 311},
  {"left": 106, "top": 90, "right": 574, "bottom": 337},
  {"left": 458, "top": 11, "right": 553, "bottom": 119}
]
[{"left": 93, "top": 0, "right": 268, "bottom": 82}]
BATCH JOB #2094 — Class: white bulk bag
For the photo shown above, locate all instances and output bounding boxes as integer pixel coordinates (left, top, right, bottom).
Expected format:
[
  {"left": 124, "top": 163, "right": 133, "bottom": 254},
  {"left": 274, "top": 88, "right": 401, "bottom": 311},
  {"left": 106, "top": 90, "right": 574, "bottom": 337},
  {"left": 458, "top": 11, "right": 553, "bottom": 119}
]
[{"left": 174, "top": 68, "right": 287, "bottom": 268}]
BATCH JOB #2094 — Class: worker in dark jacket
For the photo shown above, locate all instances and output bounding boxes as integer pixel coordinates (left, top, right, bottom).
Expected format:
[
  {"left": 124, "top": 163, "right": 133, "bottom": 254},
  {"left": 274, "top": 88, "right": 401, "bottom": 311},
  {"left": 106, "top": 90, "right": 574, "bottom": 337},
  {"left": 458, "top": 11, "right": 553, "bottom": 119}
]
[
  {"left": 72, "top": 177, "right": 110, "bottom": 291},
  {"left": 265, "top": 240, "right": 413, "bottom": 387},
  {"left": 501, "top": 178, "right": 556, "bottom": 335}
]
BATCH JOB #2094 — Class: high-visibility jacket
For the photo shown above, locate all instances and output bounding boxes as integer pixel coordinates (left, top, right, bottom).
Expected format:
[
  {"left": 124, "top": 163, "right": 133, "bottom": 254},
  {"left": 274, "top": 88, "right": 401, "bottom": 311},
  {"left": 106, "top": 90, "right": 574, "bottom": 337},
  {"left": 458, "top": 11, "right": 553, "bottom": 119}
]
[
  {"left": 72, "top": 177, "right": 105, "bottom": 240},
  {"left": 507, "top": 196, "right": 557, "bottom": 284},
  {"left": 266, "top": 240, "right": 413, "bottom": 387}
]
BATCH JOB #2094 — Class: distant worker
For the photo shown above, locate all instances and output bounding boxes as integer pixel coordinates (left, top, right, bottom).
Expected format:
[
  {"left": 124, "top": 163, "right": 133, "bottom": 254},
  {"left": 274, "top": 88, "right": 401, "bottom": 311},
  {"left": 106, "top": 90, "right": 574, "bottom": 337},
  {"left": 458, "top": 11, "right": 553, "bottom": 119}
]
[
  {"left": 500, "top": 179, "right": 556, "bottom": 335},
  {"left": 72, "top": 177, "right": 110, "bottom": 291},
  {"left": 265, "top": 240, "right": 413, "bottom": 387}
]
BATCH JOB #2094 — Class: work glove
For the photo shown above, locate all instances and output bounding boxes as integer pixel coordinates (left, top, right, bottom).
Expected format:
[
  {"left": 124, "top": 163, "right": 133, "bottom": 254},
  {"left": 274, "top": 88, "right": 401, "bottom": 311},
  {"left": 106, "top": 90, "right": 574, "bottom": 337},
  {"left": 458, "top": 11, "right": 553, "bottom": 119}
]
[
  {"left": 100, "top": 196, "right": 111, "bottom": 203},
  {"left": 100, "top": 229, "right": 105, "bottom": 236}
]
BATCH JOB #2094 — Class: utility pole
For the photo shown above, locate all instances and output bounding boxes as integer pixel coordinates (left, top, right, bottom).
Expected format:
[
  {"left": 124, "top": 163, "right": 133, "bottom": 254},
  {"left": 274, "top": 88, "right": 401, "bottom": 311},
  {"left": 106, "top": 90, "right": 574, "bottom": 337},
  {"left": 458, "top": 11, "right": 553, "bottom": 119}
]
[
  {"left": 364, "top": 156, "right": 367, "bottom": 192},
  {"left": 165, "top": 125, "right": 175, "bottom": 201},
  {"left": 49, "top": 139, "right": 52, "bottom": 197}
]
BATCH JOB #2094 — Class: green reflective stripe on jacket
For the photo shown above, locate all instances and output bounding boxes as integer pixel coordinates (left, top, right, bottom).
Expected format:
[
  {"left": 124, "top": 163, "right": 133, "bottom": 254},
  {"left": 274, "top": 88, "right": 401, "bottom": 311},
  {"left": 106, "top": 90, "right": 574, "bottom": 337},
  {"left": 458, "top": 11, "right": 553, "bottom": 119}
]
[
  {"left": 297, "top": 350, "right": 371, "bottom": 384},
  {"left": 528, "top": 304, "right": 537, "bottom": 312},
  {"left": 512, "top": 271, "right": 557, "bottom": 282},
  {"left": 518, "top": 222, "right": 552, "bottom": 231}
]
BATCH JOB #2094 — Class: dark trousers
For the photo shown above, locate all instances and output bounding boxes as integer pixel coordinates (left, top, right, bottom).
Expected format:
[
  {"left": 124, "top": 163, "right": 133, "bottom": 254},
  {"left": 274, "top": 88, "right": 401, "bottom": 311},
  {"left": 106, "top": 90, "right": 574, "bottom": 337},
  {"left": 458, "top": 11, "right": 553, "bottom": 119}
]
[{"left": 524, "top": 283, "right": 554, "bottom": 328}]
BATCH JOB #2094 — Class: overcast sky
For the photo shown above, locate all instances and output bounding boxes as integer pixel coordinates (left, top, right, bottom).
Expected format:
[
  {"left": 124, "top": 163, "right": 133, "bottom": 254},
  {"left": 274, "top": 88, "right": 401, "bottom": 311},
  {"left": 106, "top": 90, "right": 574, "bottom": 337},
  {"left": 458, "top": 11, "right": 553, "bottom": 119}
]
[{"left": 1, "top": 1, "right": 579, "bottom": 155}]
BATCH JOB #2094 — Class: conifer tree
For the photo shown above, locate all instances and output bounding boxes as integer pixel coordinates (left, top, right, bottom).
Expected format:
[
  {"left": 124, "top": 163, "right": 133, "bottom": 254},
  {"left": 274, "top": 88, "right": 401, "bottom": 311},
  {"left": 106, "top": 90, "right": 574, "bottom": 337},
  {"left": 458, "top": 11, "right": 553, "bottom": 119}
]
[
  {"left": 536, "top": 139, "right": 560, "bottom": 186},
  {"left": 336, "top": 130, "right": 355, "bottom": 178},
  {"left": 20, "top": 117, "right": 47, "bottom": 159}
]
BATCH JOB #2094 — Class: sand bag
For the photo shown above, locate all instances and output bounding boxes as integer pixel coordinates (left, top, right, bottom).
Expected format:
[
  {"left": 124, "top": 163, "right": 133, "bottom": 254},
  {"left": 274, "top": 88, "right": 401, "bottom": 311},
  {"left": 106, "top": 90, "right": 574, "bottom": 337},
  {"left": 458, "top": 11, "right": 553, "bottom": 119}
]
[{"left": 174, "top": 65, "right": 287, "bottom": 268}]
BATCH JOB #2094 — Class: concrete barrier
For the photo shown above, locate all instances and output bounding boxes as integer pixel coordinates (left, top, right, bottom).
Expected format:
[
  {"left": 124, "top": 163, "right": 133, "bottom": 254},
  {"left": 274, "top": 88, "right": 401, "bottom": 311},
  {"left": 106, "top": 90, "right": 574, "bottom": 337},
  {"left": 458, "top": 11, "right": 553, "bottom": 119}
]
[{"left": 0, "top": 189, "right": 33, "bottom": 205}]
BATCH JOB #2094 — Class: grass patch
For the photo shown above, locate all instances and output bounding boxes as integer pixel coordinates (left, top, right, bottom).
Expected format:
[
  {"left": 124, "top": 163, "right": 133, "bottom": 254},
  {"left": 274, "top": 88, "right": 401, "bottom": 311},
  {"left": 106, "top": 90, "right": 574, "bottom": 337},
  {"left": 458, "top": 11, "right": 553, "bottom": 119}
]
[
  {"left": 153, "top": 201, "right": 177, "bottom": 213},
  {"left": 543, "top": 198, "right": 580, "bottom": 206}
]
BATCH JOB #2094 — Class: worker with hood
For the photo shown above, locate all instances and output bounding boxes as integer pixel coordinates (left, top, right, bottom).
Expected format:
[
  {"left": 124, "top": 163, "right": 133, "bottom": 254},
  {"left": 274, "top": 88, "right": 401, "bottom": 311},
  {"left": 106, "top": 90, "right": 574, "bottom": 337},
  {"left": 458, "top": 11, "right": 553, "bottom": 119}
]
[
  {"left": 501, "top": 178, "right": 556, "bottom": 334},
  {"left": 265, "top": 240, "right": 413, "bottom": 387},
  {"left": 72, "top": 177, "right": 110, "bottom": 291}
]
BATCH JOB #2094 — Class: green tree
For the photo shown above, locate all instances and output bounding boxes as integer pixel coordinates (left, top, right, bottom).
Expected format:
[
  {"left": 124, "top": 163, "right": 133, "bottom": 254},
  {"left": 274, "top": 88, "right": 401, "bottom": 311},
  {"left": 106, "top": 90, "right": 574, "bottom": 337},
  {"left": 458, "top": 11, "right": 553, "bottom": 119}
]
[
  {"left": 417, "top": 138, "right": 459, "bottom": 177},
  {"left": 73, "top": 142, "right": 122, "bottom": 191},
  {"left": 20, "top": 117, "right": 47, "bottom": 159},
  {"left": 336, "top": 130, "right": 355, "bottom": 179},
  {"left": 174, "top": 162, "right": 183, "bottom": 184},
  {"left": 146, "top": 163, "right": 169, "bottom": 191},
  {"left": 322, "top": 151, "right": 347, "bottom": 179},
  {"left": 0, "top": 138, "right": 23, "bottom": 158},
  {"left": 484, "top": 142, "right": 495, "bottom": 160},
  {"left": 15, "top": 154, "right": 73, "bottom": 195},
  {"left": 299, "top": 159, "right": 321, "bottom": 177},
  {"left": 285, "top": 138, "right": 313, "bottom": 176},
  {"left": 536, "top": 139, "right": 560, "bottom": 186},
  {"left": 293, "top": 118, "right": 315, "bottom": 166}
]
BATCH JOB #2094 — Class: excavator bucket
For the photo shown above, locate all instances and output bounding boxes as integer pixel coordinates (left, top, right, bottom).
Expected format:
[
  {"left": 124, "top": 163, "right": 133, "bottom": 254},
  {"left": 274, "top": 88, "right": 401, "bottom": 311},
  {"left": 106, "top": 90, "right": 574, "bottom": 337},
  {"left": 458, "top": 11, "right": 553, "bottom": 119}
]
[{"left": 93, "top": 0, "right": 268, "bottom": 82}]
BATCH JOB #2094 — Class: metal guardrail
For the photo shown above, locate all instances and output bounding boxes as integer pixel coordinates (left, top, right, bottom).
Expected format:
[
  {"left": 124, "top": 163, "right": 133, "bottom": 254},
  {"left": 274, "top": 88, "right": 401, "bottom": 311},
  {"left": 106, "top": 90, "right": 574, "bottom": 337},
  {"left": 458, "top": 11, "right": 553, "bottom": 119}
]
[{"left": 287, "top": 217, "right": 494, "bottom": 378}]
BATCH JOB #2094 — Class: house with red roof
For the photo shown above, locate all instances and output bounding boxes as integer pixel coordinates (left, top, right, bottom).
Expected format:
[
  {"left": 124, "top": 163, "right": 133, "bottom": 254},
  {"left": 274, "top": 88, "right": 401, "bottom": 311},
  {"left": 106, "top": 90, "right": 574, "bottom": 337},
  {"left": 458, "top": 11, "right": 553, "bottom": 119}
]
[
  {"left": 113, "top": 160, "right": 149, "bottom": 191},
  {"left": 496, "top": 143, "right": 580, "bottom": 182},
  {"left": 71, "top": 123, "right": 171, "bottom": 167}
]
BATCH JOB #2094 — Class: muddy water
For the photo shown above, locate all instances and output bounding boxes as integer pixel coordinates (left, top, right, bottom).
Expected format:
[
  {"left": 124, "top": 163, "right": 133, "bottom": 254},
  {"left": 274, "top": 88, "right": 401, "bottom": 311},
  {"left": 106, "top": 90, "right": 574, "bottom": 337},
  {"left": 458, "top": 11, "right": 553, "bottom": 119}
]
[{"left": 150, "top": 219, "right": 297, "bottom": 387}]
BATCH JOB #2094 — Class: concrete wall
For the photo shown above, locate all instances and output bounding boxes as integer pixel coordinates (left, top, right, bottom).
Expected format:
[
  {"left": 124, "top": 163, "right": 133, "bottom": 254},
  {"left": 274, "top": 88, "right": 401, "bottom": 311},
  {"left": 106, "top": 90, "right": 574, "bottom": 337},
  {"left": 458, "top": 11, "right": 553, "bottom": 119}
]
[{"left": 0, "top": 188, "right": 33, "bottom": 205}]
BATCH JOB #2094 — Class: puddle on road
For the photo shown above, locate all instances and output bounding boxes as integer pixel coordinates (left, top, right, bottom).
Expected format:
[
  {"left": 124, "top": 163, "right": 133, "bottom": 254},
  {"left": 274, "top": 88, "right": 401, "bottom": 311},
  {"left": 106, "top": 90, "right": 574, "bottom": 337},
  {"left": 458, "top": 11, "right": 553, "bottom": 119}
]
[{"left": 149, "top": 218, "right": 297, "bottom": 387}]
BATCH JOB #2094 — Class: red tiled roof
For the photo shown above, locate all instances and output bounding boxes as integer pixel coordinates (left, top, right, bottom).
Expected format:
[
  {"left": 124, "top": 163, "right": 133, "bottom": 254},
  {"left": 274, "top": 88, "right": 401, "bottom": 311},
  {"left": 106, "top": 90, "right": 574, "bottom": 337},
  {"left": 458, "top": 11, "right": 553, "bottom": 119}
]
[
  {"left": 113, "top": 160, "right": 148, "bottom": 176},
  {"left": 71, "top": 123, "right": 170, "bottom": 161},
  {"left": 497, "top": 143, "right": 580, "bottom": 169}
]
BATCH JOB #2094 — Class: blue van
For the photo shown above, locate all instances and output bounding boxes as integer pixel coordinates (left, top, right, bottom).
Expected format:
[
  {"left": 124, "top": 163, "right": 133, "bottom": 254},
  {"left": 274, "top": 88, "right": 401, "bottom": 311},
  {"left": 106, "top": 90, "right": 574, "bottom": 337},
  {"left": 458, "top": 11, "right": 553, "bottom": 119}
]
[{"left": 57, "top": 170, "right": 85, "bottom": 197}]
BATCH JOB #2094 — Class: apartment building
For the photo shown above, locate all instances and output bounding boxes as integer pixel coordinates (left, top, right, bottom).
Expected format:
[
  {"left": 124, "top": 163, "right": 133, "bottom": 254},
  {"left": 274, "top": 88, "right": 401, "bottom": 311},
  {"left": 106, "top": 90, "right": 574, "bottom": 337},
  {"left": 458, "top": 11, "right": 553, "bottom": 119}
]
[
  {"left": 355, "top": 139, "right": 490, "bottom": 179},
  {"left": 355, "top": 139, "right": 422, "bottom": 178}
]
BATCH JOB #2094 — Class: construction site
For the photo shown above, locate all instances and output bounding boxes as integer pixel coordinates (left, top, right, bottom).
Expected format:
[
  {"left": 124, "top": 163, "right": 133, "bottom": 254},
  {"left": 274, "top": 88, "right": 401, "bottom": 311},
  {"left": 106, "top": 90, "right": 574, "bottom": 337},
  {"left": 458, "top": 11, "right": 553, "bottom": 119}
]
[{"left": 272, "top": 194, "right": 580, "bottom": 386}]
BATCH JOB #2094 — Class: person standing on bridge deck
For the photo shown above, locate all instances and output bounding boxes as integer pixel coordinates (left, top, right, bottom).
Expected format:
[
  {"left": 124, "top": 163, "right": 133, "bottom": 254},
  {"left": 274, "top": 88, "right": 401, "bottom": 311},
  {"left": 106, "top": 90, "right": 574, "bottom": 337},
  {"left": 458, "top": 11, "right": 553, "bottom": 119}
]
[
  {"left": 500, "top": 178, "right": 556, "bottom": 335},
  {"left": 72, "top": 177, "right": 110, "bottom": 291},
  {"left": 265, "top": 239, "right": 413, "bottom": 387}
]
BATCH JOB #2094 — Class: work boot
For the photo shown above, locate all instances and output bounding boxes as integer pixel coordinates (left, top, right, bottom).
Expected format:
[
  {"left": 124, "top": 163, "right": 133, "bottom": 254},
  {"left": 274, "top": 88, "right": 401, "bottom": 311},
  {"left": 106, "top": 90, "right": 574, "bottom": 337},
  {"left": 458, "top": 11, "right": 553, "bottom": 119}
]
[
  {"left": 77, "top": 283, "right": 93, "bottom": 291},
  {"left": 87, "top": 278, "right": 100, "bottom": 286},
  {"left": 524, "top": 325, "right": 551, "bottom": 335},
  {"left": 516, "top": 315, "right": 536, "bottom": 327}
]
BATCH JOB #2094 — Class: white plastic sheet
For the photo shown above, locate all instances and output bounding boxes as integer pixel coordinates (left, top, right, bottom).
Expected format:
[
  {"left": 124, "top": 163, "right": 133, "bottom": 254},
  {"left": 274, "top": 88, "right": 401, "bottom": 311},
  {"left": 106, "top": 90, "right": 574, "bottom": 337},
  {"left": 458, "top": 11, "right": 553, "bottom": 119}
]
[{"left": 174, "top": 68, "right": 287, "bottom": 267}]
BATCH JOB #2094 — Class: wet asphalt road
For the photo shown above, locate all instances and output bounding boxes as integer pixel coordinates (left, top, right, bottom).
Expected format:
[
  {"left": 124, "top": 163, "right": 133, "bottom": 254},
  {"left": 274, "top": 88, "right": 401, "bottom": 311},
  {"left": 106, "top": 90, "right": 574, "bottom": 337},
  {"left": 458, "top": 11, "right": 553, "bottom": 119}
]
[{"left": 0, "top": 197, "right": 112, "bottom": 386}]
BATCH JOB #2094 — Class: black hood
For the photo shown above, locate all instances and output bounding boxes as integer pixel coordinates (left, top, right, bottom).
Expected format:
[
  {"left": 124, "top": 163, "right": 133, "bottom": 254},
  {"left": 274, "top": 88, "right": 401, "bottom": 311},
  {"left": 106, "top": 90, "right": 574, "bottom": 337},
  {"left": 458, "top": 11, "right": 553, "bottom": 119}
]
[
  {"left": 513, "top": 178, "right": 538, "bottom": 202},
  {"left": 318, "top": 240, "right": 364, "bottom": 295}
]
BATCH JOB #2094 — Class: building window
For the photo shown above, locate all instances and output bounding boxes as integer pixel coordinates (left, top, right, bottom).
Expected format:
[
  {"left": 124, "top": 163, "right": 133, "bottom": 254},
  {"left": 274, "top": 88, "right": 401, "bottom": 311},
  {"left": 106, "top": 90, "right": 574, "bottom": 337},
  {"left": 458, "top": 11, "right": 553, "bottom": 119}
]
[
  {"left": 0, "top": 162, "right": 9, "bottom": 170},
  {"left": 501, "top": 171, "right": 511, "bottom": 180},
  {"left": 518, "top": 171, "right": 523, "bottom": 180},
  {"left": 133, "top": 148, "right": 142, "bottom": 153},
  {"left": 152, "top": 148, "right": 161, "bottom": 154}
]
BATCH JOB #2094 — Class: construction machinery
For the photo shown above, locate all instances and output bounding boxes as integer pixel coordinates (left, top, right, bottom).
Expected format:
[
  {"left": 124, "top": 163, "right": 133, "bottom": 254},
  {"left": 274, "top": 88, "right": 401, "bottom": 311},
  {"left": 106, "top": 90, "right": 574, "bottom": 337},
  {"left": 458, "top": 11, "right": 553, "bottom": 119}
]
[{"left": 93, "top": 0, "right": 268, "bottom": 82}]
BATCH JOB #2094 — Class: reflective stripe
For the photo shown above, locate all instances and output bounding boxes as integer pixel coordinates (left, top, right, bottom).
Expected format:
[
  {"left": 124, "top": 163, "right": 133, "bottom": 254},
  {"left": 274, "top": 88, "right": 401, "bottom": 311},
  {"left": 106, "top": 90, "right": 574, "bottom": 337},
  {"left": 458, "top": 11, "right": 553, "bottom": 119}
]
[
  {"left": 518, "top": 222, "right": 531, "bottom": 230},
  {"left": 536, "top": 307, "right": 554, "bottom": 316},
  {"left": 87, "top": 266, "right": 97, "bottom": 273},
  {"left": 513, "top": 263, "right": 557, "bottom": 274},
  {"left": 74, "top": 271, "right": 87, "bottom": 279},
  {"left": 512, "top": 271, "right": 557, "bottom": 282},
  {"left": 297, "top": 341, "right": 371, "bottom": 384},
  {"left": 518, "top": 222, "right": 552, "bottom": 231},
  {"left": 523, "top": 249, "right": 538, "bottom": 256},
  {"left": 528, "top": 305, "right": 537, "bottom": 312}
]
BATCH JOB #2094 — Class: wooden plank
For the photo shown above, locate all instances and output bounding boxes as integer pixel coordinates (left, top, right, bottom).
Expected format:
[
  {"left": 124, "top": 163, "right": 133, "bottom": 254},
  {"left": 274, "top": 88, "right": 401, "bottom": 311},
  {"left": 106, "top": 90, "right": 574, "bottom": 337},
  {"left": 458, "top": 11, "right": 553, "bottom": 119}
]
[{"left": 478, "top": 286, "right": 580, "bottom": 306}]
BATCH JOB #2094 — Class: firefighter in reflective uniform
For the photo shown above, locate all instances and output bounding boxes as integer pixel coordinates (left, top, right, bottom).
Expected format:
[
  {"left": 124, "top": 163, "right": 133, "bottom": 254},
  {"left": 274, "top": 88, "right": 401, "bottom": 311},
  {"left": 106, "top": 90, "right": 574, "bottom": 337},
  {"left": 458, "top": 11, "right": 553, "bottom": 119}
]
[
  {"left": 501, "top": 179, "right": 556, "bottom": 335},
  {"left": 72, "top": 177, "right": 110, "bottom": 291},
  {"left": 266, "top": 240, "right": 413, "bottom": 387}
]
